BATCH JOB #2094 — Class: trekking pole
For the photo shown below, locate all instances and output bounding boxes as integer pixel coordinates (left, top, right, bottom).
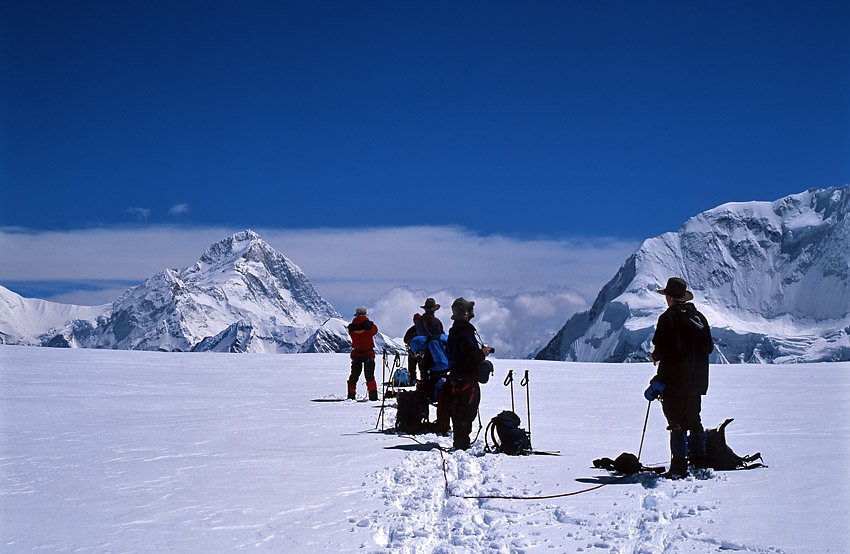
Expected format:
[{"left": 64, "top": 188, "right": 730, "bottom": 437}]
[
  {"left": 637, "top": 399, "right": 652, "bottom": 462},
  {"left": 376, "top": 368, "right": 389, "bottom": 431},
  {"left": 375, "top": 350, "right": 389, "bottom": 430},
  {"left": 504, "top": 370, "right": 515, "bottom": 413},
  {"left": 382, "top": 349, "right": 388, "bottom": 389},
  {"left": 521, "top": 370, "right": 531, "bottom": 449},
  {"left": 375, "top": 396, "right": 385, "bottom": 430},
  {"left": 392, "top": 351, "right": 404, "bottom": 388}
]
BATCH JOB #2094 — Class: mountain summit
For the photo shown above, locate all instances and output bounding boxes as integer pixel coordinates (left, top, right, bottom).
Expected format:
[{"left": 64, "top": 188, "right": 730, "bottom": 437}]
[
  {"left": 536, "top": 186, "right": 850, "bottom": 363},
  {"left": 46, "top": 230, "right": 345, "bottom": 352}
]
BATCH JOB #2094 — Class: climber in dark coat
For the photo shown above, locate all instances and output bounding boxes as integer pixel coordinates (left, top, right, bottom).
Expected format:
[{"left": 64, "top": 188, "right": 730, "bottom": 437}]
[
  {"left": 446, "top": 297, "right": 492, "bottom": 451},
  {"left": 645, "top": 277, "right": 714, "bottom": 478}
]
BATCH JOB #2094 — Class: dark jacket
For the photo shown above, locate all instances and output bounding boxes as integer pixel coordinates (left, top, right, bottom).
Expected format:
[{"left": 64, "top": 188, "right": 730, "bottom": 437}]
[
  {"left": 446, "top": 318, "right": 484, "bottom": 382},
  {"left": 348, "top": 316, "right": 378, "bottom": 358},
  {"left": 416, "top": 312, "right": 444, "bottom": 339},
  {"left": 651, "top": 302, "right": 713, "bottom": 395},
  {"left": 403, "top": 325, "right": 417, "bottom": 346}
]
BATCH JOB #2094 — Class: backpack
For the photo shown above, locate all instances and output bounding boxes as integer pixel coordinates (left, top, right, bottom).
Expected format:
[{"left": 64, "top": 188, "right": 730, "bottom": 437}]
[
  {"left": 485, "top": 410, "right": 532, "bottom": 455},
  {"left": 393, "top": 368, "right": 412, "bottom": 387},
  {"left": 592, "top": 453, "right": 665, "bottom": 475},
  {"left": 395, "top": 389, "right": 430, "bottom": 434},
  {"left": 706, "top": 418, "right": 766, "bottom": 470},
  {"left": 409, "top": 334, "right": 450, "bottom": 373}
]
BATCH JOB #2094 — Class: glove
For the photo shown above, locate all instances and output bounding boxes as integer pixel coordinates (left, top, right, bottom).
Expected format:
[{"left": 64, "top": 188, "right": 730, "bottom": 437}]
[{"left": 644, "top": 380, "right": 666, "bottom": 401}]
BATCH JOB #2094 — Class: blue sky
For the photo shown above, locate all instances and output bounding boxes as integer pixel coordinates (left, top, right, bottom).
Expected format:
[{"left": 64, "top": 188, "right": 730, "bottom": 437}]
[{"left": 1, "top": 1, "right": 849, "bottom": 322}]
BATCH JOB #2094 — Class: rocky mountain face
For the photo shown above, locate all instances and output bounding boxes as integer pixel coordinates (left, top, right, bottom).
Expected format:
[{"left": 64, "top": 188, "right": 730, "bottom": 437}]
[
  {"left": 536, "top": 186, "right": 850, "bottom": 363},
  {"left": 10, "top": 230, "right": 400, "bottom": 354}
]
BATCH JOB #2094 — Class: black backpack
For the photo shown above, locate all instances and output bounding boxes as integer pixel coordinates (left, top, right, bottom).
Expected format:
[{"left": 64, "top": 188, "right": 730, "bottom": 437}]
[
  {"left": 592, "top": 452, "right": 666, "bottom": 474},
  {"left": 395, "top": 390, "right": 430, "bottom": 434},
  {"left": 485, "top": 411, "right": 532, "bottom": 455},
  {"left": 706, "top": 418, "right": 766, "bottom": 470}
]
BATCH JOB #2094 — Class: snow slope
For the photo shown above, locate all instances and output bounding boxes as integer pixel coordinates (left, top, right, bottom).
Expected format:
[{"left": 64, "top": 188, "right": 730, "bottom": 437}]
[
  {"left": 1, "top": 346, "right": 847, "bottom": 553},
  {"left": 0, "top": 286, "right": 106, "bottom": 345}
]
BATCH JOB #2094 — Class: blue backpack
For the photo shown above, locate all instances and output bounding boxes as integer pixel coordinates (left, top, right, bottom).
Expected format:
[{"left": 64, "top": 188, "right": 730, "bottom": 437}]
[{"left": 408, "top": 333, "right": 449, "bottom": 372}]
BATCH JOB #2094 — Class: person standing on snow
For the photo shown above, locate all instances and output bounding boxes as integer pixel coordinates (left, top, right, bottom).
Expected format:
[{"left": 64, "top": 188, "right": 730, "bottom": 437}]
[
  {"left": 415, "top": 297, "right": 445, "bottom": 396},
  {"left": 347, "top": 307, "right": 380, "bottom": 401},
  {"left": 446, "top": 297, "right": 492, "bottom": 451},
  {"left": 645, "top": 277, "right": 714, "bottom": 478}
]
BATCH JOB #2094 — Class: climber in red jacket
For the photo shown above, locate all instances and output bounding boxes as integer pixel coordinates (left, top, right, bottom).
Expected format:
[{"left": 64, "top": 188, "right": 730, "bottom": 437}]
[{"left": 347, "top": 307, "right": 380, "bottom": 401}]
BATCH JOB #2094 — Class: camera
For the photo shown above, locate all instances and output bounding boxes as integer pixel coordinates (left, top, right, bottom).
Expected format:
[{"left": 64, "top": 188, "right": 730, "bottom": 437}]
[{"left": 485, "top": 345, "right": 495, "bottom": 354}]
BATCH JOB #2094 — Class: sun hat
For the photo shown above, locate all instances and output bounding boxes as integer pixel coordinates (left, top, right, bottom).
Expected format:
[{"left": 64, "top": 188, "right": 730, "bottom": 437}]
[
  {"left": 657, "top": 277, "right": 694, "bottom": 302},
  {"left": 420, "top": 298, "right": 440, "bottom": 312}
]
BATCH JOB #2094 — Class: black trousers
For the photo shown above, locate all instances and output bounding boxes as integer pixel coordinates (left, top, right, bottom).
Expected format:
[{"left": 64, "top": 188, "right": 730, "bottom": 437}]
[
  {"left": 407, "top": 351, "right": 419, "bottom": 381},
  {"left": 660, "top": 390, "right": 703, "bottom": 431},
  {"left": 450, "top": 380, "right": 481, "bottom": 450},
  {"left": 661, "top": 390, "right": 706, "bottom": 459},
  {"left": 348, "top": 357, "right": 376, "bottom": 385}
]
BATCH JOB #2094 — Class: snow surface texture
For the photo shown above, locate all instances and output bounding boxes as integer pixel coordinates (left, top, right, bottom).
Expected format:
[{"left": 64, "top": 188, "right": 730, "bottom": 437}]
[
  {"left": 2, "top": 346, "right": 848, "bottom": 553},
  {"left": 538, "top": 186, "right": 850, "bottom": 363}
]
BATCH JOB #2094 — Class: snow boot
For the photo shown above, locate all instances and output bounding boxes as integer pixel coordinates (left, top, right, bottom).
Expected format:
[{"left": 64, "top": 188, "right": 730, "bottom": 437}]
[
  {"left": 347, "top": 383, "right": 356, "bottom": 400},
  {"left": 665, "top": 457, "right": 689, "bottom": 479},
  {"left": 689, "top": 456, "right": 709, "bottom": 469},
  {"left": 688, "top": 429, "right": 707, "bottom": 464},
  {"left": 366, "top": 379, "right": 379, "bottom": 401}
]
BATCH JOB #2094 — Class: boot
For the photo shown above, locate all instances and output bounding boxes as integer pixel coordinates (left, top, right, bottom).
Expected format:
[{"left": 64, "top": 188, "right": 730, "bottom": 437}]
[
  {"left": 347, "top": 383, "right": 356, "bottom": 400},
  {"left": 689, "top": 456, "right": 709, "bottom": 469},
  {"left": 665, "top": 457, "right": 688, "bottom": 479},
  {"left": 688, "top": 428, "right": 708, "bottom": 470},
  {"left": 366, "top": 379, "right": 379, "bottom": 401}
]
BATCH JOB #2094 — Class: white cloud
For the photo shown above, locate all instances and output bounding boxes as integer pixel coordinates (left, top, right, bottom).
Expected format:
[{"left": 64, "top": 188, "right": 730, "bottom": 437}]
[
  {"left": 0, "top": 225, "right": 639, "bottom": 352},
  {"left": 169, "top": 203, "right": 190, "bottom": 216},
  {"left": 367, "top": 286, "right": 589, "bottom": 358}
]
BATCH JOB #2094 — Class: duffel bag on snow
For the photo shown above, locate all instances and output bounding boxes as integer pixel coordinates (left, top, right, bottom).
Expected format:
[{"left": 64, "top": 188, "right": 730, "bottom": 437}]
[{"left": 706, "top": 418, "right": 765, "bottom": 470}]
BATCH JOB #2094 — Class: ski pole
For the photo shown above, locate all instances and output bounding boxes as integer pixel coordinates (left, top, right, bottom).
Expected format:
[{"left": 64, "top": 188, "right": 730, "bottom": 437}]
[
  {"left": 521, "top": 370, "right": 531, "bottom": 449},
  {"left": 375, "top": 350, "right": 388, "bottom": 430},
  {"left": 382, "top": 349, "right": 388, "bottom": 388},
  {"left": 504, "top": 370, "right": 515, "bottom": 413},
  {"left": 637, "top": 399, "right": 652, "bottom": 462}
]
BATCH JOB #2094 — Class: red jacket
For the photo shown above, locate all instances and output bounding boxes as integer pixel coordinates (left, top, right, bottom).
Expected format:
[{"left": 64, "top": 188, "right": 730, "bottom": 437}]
[{"left": 348, "top": 316, "right": 378, "bottom": 358}]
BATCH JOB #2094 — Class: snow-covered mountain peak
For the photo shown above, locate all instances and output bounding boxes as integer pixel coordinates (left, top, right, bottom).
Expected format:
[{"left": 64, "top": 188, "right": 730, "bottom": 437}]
[
  {"left": 537, "top": 186, "right": 850, "bottom": 363},
  {"left": 195, "top": 229, "right": 264, "bottom": 270},
  {"left": 35, "top": 230, "right": 358, "bottom": 352},
  {"left": 2, "top": 230, "right": 402, "bottom": 354}
]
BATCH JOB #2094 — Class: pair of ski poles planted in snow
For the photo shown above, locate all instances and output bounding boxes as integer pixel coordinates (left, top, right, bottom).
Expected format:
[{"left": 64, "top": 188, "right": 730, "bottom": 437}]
[
  {"left": 503, "top": 369, "right": 533, "bottom": 448},
  {"left": 376, "top": 349, "right": 404, "bottom": 429}
]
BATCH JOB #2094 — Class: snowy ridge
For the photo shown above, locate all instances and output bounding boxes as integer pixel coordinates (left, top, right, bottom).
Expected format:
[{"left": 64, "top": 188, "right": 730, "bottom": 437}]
[
  {"left": 537, "top": 186, "right": 850, "bottom": 363},
  {"left": 0, "top": 286, "right": 106, "bottom": 346}
]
